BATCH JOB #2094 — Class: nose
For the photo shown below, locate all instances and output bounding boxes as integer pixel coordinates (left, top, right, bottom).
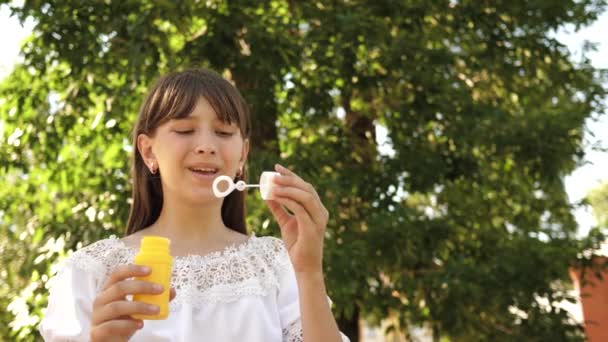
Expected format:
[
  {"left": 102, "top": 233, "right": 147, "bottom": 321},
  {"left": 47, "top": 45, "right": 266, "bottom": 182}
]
[
  {"left": 195, "top": 133, "right": 217, "bottom": 155},
  {"left": 195, "top": 144, "right": 216, "bottom": 155},
  {"left": 193, "top": 127, "right": 219, "bottom": 155}
]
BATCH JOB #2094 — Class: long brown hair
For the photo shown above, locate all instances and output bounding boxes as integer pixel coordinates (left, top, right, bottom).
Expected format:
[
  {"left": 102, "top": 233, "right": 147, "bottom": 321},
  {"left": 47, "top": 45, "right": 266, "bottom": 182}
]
[{"left": 125, "top": 69, "right": 252, "bottom": 236}]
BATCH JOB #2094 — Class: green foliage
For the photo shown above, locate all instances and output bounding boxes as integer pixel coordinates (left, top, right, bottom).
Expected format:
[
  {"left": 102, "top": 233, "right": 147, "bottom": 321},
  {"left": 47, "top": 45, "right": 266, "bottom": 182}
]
[
  {"left": 587, "top": 181, "right": 608, "bottom": 227},
  {"left": 1, "top": 0, "right": 607, "bottom": 341}
]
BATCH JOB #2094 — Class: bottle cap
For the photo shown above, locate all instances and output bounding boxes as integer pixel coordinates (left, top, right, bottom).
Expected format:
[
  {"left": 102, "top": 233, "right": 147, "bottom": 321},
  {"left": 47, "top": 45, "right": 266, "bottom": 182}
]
[
  {"left": 140, "top": 236, "right": 170, "bottom": 254},
  {"left": 260, "top": 171, "right": 280, "bottom": 200}
]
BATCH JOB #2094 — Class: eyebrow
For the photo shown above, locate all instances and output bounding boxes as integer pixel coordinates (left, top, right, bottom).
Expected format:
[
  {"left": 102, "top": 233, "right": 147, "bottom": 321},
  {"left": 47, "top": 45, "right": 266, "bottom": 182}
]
[
  {"left": 172, "top": 115, "right": 234, "bottom": 125},
  {"left": 173, "top": 115, "right": 197, "bottom": 121}
]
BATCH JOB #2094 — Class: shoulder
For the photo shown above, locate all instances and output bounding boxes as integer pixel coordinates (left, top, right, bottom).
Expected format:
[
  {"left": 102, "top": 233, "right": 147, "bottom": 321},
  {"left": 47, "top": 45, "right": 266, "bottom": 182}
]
[
  {"left": 246, "top": 234, "right": 292, "bottom": 275},
  {"left": 252, "top": 234, "right": 286, "bottom": 250},
  {"left": 63, "top": 236, "right": 132, "bottom": 280},
  {"left": 250, "top": 234, "right": 289, "bottom": 259}
]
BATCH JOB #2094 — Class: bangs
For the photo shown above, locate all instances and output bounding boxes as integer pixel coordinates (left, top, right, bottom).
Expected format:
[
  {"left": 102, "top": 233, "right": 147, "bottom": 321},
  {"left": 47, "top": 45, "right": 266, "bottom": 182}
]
[{"left": 145, "top": 70, "right": 250, "bottom": 136}]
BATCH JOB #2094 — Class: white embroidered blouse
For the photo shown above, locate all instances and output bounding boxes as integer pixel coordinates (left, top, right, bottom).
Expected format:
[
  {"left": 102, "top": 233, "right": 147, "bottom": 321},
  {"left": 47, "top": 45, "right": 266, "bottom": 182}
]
[{"left": 39, "top": 234, "right": 350, "bottom": 342}]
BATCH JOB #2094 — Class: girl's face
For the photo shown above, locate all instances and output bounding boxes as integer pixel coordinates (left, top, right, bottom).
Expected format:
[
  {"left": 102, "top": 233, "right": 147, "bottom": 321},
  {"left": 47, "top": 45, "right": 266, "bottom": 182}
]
[{"left": 138, "top": 96, "right": 249, "bottom": 203}]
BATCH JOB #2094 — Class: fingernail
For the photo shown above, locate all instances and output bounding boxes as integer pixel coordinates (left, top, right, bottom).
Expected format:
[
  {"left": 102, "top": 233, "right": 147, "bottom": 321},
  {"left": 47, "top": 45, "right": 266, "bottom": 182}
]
[
  {"left": 137, "top": 321, "right": 144, "bottom": 328},
  {"left": 139, "top": 266, "right": 151, "bottom": 273},
  {"left": 146, "top": 304, "right": 160, "bottom": 313},
  {"left": 153, "top": 284, "right": 163, "bottom": 292}
]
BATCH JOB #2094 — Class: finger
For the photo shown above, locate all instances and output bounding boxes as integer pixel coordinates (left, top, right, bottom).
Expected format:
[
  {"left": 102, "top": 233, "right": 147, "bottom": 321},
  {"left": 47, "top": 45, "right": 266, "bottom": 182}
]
[
  {"left": 95, "top": 279, "right": 163, "bottom": 308},
  {"left": 274, "top": 164, "right": 312, "bottom": 188},
  {"left": 92, "top": 319, "right": 143, "bottom": 338},
  {"left": 101, "top": 264, "right": 151, "bottom": 291},
  {"left": 272, "top": 165, "right": 329, "bottom": 225},
  {"left": 274, "top": 164, "right": 321, "bottom": 202},
  {"left": 272, "top": 186, "right": 325, "bottom": 226},
  {"left": 95, "top": 300, "right": 160, "bottom": 324},
  {"left": 274, "top": 163, "right": 295, "bottom": 176},
  {"left": 267, "top": 199, "right": 292, "bottom": 227},
  {"left": 272, "top": 196, "right": 316, "bottom": 235},
  {"left": 273, "top": 176, "right": 321, "bottom": 202},
  {"left": 170, "top": 288, "right": 177, "bottom": 301}
]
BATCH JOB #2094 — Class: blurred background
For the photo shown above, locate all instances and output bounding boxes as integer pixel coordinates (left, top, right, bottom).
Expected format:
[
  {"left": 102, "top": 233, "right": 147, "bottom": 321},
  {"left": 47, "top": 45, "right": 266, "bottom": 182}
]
[{"left": 1, "top": 1, "right": 607, "bottom": 341}]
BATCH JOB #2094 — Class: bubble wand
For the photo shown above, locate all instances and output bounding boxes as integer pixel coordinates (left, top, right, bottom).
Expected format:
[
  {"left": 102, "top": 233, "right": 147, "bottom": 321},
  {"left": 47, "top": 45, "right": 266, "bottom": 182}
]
[{"left": 212, "top": 171, "right": 280, "bottom": 199}]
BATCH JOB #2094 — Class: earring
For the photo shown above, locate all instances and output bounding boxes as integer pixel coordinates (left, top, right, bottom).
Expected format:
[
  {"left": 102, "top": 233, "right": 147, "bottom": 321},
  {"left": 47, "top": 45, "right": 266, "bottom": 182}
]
[{"left": 149, "top": 161, "right": 157, "bottom": 174}]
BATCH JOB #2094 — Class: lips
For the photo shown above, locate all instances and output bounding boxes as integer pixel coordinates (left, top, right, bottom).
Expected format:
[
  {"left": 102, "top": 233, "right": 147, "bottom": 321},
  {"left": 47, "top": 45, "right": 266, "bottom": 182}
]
[
  {"left": 186, "top": 162, "right": 220, "bottom": 183},
  {"left": 188, "top": 163, "right": 221, "bottom": 176},
  {"left": 188, "top": 167, "right": 219, "bottom": 175}
]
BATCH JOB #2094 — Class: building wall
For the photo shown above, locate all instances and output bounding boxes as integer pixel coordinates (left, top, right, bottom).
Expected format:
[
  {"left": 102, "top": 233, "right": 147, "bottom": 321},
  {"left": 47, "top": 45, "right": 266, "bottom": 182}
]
[{"left": 570, "top": 257, "right": 608, "bottom": 342}]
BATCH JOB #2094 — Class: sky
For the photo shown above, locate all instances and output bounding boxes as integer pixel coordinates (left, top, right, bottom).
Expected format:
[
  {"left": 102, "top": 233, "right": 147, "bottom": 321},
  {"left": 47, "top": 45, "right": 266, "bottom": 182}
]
[
  {"left": 1, "top": 5, "right": 607, "bottom": 239},
  {"left": 0, "top": 6, "right": 34, "bottom": 79}
]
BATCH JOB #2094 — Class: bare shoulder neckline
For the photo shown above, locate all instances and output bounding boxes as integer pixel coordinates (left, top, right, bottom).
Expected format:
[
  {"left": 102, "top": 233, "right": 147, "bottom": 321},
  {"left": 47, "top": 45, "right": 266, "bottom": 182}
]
[
  {"left": 65, "top": 234, "right": 292, "bottom": 307},
  {"left": 106, "top": 233, "right": 264, "bottom": 261}
]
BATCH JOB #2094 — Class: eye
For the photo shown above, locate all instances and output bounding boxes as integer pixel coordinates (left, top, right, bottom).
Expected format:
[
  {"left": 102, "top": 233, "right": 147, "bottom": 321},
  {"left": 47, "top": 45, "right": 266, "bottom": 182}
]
[
  {"left": 175, "top": 130, "right": 194, "bottom": 135},
  {"left": 216, "top": 131, "right": 235, "bottom": 137}
]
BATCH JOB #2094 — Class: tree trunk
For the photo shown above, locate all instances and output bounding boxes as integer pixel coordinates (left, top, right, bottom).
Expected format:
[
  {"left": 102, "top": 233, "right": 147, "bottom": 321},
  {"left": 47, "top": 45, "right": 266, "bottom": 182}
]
[
  {"left": 232, "top": 72, "right": 279, "bottom": 155},
  {"left": 337, "top": 305, "right": 361, "bottom": 342}
]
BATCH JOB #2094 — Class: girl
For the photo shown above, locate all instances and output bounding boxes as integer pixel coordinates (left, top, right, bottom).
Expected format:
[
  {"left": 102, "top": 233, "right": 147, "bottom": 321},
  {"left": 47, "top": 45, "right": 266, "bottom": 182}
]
[{"left": 39, "top": 69, "right": 350, "bottom": 342}]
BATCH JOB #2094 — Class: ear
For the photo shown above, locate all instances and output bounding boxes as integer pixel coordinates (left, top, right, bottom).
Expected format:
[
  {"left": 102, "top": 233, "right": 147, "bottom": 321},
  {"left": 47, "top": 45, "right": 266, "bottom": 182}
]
[
  {"left": 137, "top": 133, "right": 156, "bottom": 167},
  {"left": 239, "top": 138, "right": 250, "bottom": 167}
]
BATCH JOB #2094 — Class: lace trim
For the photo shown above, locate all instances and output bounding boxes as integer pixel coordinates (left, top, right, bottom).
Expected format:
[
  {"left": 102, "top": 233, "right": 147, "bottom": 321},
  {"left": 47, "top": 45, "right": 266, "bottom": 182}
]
[
  {"left": 282, "top": 319, "right": 351, "bottom": 342},
  {"left": 64, "top": 233, "right": 292, "bottom": 310},
  {"left": 283, "top": 320, "right": 304, "bottom": 342}
]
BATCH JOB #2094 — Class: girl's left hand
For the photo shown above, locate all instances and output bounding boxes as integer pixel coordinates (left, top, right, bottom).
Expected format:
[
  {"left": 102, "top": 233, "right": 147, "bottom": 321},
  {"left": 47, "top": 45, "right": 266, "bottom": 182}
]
[{"left": 266, "top": 164, "right": 329, "bottom": 276}]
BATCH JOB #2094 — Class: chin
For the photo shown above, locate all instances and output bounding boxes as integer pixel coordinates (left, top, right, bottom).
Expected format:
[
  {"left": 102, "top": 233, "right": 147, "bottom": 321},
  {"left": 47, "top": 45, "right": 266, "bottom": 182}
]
[{"left": 187, "top": 190, "right": 223, "bottom": 205}]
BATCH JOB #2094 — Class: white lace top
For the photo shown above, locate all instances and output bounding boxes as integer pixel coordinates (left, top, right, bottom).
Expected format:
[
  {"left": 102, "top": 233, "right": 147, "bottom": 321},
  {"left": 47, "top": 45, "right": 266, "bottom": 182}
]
[{"left": 39, "top": 234, "right": 350, "bottom": 342}]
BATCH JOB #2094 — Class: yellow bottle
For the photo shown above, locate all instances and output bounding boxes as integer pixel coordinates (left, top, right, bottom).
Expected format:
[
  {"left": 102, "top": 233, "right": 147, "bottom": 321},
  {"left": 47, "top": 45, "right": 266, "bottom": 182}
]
[{"left": 132, "top": 236, "right": 173, "bottom": 320}]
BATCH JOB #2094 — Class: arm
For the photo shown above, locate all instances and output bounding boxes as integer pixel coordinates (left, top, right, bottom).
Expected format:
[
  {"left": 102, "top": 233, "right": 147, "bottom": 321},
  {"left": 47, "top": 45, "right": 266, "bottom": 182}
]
[
  {"left": 267, "top": 164, "right": 348, "bottom": 342},
  {"left": 296, "top": 271, "right": 343, "bottom": 342},
  {"left": 39, "top": 259, "right": 98, "bottom": 341}
]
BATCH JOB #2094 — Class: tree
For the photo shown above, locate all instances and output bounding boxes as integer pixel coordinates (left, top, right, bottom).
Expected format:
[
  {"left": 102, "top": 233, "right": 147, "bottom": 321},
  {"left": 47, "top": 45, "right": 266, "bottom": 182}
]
[
  {"left": 1, "top": 0, "right": 607, "bottom": 340},
  {"left": 588, "top": 181, "right": 608, "bottom": 227}
]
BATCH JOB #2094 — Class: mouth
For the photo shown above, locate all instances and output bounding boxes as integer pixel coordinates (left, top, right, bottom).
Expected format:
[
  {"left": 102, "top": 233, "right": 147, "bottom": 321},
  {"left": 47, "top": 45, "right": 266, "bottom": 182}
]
[{"left": 188, "top": 167, "right": 219, "bottom": 176}]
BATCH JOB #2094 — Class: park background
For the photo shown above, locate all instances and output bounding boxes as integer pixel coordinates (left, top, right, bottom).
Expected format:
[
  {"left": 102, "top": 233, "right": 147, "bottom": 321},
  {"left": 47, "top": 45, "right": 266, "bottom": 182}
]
[{"left": 1, "top": 1, "right": 608, "bottom": 341}]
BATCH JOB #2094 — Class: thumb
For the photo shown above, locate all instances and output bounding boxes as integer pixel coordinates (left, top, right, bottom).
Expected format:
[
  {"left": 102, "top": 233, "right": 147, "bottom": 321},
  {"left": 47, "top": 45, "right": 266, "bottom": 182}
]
[{"left": 267, "top": 200, "right": 290, "bottom": 227}]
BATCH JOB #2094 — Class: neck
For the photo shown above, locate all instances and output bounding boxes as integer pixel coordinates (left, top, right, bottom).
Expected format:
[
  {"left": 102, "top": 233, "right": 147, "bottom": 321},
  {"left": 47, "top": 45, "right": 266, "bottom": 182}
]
[{"left": 148, "top": 194, "right": 228, "bottom": 245}]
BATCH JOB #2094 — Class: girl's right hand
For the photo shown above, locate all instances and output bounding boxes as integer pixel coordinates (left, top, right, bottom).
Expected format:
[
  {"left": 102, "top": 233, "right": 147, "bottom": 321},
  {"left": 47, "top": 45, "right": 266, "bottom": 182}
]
[{"left": 90, "top": 264, "right": 176, "bottom": 342}]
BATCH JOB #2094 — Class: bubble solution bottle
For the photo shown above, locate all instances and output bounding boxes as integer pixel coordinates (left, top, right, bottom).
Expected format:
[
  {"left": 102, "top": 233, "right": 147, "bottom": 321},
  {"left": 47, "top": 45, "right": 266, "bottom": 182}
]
[{"left": 132, "top": 236, "right": 173, "bottom": 320}]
